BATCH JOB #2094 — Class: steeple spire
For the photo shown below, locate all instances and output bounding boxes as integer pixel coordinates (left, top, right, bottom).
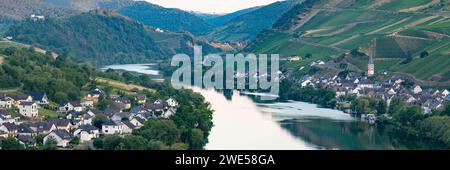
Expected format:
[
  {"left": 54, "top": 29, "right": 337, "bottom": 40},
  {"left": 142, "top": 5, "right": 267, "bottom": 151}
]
[{"left": 368, "top": 39, "right": 376, "bottom": 77}]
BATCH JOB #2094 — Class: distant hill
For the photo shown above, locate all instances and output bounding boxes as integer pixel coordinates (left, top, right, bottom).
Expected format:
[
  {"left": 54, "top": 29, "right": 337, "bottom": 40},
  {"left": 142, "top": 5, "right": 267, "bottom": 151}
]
[
  {"left": 0, "top": 0, "right": 79, "bottom": 20},
  {"left": 114, "top": 1, "right": 213, "bottom": 35},
  {"left": 205, "top": 0, "right": 302, "bottom": 42},
  {"left": 189, "top": 12, "right": 221, "bottom": 21},
  {"left": 6, "top": 10, "right": 220, "bottom": 66},
  {"left": 0, "top": 0, "right": 78, "bottom": 33},
  {"left": 41, "top": 0, "right": 214, "bottom": 35},
  {"left": 205, "top": 6, "right": 261, "bottom": 27},
  {"left": 247, "top": 0, "right": 450, "bottom": 83}
]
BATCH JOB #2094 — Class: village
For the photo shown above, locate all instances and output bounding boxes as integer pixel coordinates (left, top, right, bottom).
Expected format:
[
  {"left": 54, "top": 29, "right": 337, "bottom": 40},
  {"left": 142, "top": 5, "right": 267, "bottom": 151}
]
[
  {"left": 287, "top": 55, "right": 450, "bottom": 124},
  {"left": 0, "top": 88, "right": 179, "bottom": 149}
]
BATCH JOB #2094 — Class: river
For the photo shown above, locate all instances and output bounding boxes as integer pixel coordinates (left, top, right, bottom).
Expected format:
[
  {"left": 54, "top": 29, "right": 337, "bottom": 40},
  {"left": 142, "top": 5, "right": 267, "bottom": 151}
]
[{"left": 103, "top": 64, "right": 399, "bottom": 150}]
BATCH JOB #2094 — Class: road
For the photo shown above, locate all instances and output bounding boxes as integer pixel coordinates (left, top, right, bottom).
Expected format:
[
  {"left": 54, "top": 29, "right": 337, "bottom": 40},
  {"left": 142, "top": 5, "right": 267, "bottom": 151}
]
[{"left": 94, "top": 77, "right": 155, "bottom": 92}]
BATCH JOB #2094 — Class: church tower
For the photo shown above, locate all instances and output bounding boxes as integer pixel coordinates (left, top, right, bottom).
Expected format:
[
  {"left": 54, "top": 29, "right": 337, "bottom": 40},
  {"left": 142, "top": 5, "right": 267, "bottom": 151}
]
[{"left": 368, "top": 39, "right": 376, "bottom": 77}]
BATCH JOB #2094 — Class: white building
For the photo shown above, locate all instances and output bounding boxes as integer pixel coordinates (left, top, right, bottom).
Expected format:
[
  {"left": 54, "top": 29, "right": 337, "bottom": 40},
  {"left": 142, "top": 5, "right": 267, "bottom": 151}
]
[
  {"left": 413, "top": 85, "right": 422, "bottom": 94},
  {"left": 102, "top": 121, "right": 123, "bottom": 135},
  {"left": 0, "top": 96, "right": 14, "bottom": 109},
  {"left": 442, "top": 90, "right": 449, "bottom": 97},
  {"left": 44, "top": 130, "right": 72, "bottom": 147},
  {"left": 18, "top": 102, "right": 38, "bottom": 117},
  {"left": 0, "top": 111, "right": 15, "bottom": 125},
  {"left": 74, "top": 125, "right": 99, "bottom": 143},
  {"left": 59, "top": 102, "right": 84, "bottom": 113},
  {"left": 166, "top": 98, "right": 179, "bottom": 107}
]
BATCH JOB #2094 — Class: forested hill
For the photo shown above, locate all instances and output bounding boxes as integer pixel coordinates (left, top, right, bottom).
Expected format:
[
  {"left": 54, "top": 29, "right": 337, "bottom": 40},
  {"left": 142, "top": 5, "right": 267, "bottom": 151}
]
[
  {"left": 114, "top": 1, "right": 214, "bottom": 35},
  {"left": 0, "top": 0, "right": 79, "bottom": 20},
  {"left": 6, "top": 10, "right": 221, "bottom": 66},
  {"left": 41, "top": 0, "right": 214, "bottom": 35},
  {"left": 205, "top": 0, "right": 302, "bottom": 42},
  {"left": 247, "top": 0, "right": 450, "bottom": 83}
]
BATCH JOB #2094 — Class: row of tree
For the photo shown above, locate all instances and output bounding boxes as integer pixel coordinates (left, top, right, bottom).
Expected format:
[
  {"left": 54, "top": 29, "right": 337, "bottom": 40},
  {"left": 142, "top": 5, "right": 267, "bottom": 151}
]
[{"left": 279, "top": 79, "right": 337, "bottom": 108}]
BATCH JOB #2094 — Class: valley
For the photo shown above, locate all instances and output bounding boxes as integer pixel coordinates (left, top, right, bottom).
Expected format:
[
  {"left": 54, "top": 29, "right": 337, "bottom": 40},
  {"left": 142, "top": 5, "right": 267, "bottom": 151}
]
[{"left": 0, "top": 0, "right": 449, "bottom": 150}]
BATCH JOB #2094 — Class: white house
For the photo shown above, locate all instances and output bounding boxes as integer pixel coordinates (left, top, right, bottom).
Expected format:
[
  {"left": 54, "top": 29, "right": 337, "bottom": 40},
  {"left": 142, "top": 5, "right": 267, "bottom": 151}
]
[
  {"left": 122, "top": 121, "right": 136, "bottom": 134},
  {"left": 73, "top": 125, "right": 99, "bottom": 143},
  {"left": 166, "top": 98, "right": 179, "bottom": 107},
  {"left": 442, "top": 90, "right": 449, "bottom": 97},
  {"left": 48, "top": 119, "right": 72, "bottom": 131},
  {"left": 129, "top": 117, "right": 145, "bottom": 128},
  {"left": 413, "top": 85, "right": 422, "bottom": 94},
  {"left": 16, "top": 135, "right": 36, "bottom": 147},
  {"left": 59, "top": 102, "right": 84, "bottom": 113},
  {"left": 44, "top": 130, "right": 72, "bottom": 147},
  {"left": 162, "top": 108, "right": 176, "bottom": 118},
  {"left": 0, "top": 122, "right": 18, "bottom": 134},
  {"left": 289, "top": 56, "right": 302, "bottom": 62},
  {"left": 11, "top": 94, "right": 33, "bottom": 107},
  {"left": 28, "top": 92, "right": 49, "bottom": 106},
  {"left": 18, "top": 102, "right": 38, "bottom": 117},
  {"left": 0, "top": 96, "right": 14, "bottom": 108},
  {"left": 81, "top": 100, "right": 94, "bottom": 108},
  {"left": 82, "top": 113, "right": 94, "bottom": 125},
  {"left": 0, "top": 111, "right": 15, "bottom": 125},
  {"left": 102, "top": 121, "right": 123, "bottom": 135}
]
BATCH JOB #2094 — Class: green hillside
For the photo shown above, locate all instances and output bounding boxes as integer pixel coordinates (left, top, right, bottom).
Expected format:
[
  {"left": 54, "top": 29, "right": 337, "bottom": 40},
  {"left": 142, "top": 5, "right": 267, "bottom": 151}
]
[
  {"left": 205, "top": 6, "right": 261, "bottom": 26},
  {"left": 205, "top": 0, "right": 301, "bottom": 42},
  {"left": 247, "top": 0, "right": 450, "bottom": 82},
  {"left": 41, "top": 0, "right": 214, "bottom": 35},
  {"left": 6, "top": 10, "right": 220, "bottom": 66}
]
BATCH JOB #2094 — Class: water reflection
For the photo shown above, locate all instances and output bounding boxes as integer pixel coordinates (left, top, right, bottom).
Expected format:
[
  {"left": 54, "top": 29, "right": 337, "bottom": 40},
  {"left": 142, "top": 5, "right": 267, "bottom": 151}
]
[
  {"left": 103, "top": 64, "right": 401, "bottom": 150},
  {"left": 195, "top": 88, "right": 314, "bottom": 150}
]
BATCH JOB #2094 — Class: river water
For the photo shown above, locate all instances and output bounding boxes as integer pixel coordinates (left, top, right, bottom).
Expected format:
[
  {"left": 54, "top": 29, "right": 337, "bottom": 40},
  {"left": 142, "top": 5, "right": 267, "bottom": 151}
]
[{"left": 103, "top": 64, "right": 398, "bottom": 150}]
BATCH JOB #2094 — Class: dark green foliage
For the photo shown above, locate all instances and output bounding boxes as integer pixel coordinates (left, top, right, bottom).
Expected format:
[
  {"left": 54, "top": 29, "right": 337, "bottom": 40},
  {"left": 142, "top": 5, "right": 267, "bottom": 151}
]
[
  {"left": 93, "top": 114, "right": 109, "bottom": 129},
  {"left": 7, "top": 10, "right": 220, "bottom": 66},
  {"left": 8, "top": 10, "right": 164, "bottom": 66},
  {"left": 0, "top": 137, "right": 25, "bottom": 150},
  {"left": 0, "top": 0, "right": 78, "bottom": 20},
  {"left": 420, "top": 51, "right": 429, "bottom": 58},
  {"left": 0, "top": 47, "right": 91, "bottom": 102},
  {"left": 134, "top": 119, "right": 180, "bottom": 145},
  {"left": 116, "top": 1, "right": 213, "bottom": 35}
]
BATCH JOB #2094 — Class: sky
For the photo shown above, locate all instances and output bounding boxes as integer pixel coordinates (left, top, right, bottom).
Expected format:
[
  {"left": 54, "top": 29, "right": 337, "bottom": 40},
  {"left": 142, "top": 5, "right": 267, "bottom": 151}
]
[{"left": 142, "top": 0, "right": 282, "bottom": 14}]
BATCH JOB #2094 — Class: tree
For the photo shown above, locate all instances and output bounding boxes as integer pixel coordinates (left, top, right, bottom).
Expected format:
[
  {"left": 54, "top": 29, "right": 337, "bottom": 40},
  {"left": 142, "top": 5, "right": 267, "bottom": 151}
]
[
  {"left": 402, "top": 52, "right": 413, "bottom": 64},
  {"left": 138, "top": 119, "right": 180, "bottom": 145},
  {"left": 339, "top": 63, "right": 348, "bottom": 70},
  {"left": 353, "top": 98, "right": 371, "bottom": 114},
  {"left": 70, "top": 137, "right": 80, "bottom": 146},
  {"left": 188, "top": 129, "right": 206, "bottom": 150},
  {"left": 93, "top": 114, "right": 108, "bottom": 129},
  {"left": 0, "top": 137, "right": 25, "bottom": 150},
  {"left": 146, "top": 140, "right": 168, "bottom": 150},
  {"left": 440, "top": 104, "right": 450, "bottom": 116},
  {"left": 420, "top": 51, "right": 429, "bottom": 58},
  {"left": 43, "top": 137, "right": 57, "bottom": 150},
  {"left": 376, "top": 100, "right": 387, "bottom": 115},
  {"left": 34, "top": 135, "right": 44, "bottom": 146},
  {"left": 169, "top": 143, "right": 189, "bottom": 150},
  {"left": 305, "top": 53, "right": 312, "bottom": 58},
  {"left": 102, "top": 135, "right": 123, "bottom": 150},
  {"left": 93, "top": 138, "right": 103, "bottom": 149},
  {"left": 122, "top": 136, "right": 147, "bottom": 150}
]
